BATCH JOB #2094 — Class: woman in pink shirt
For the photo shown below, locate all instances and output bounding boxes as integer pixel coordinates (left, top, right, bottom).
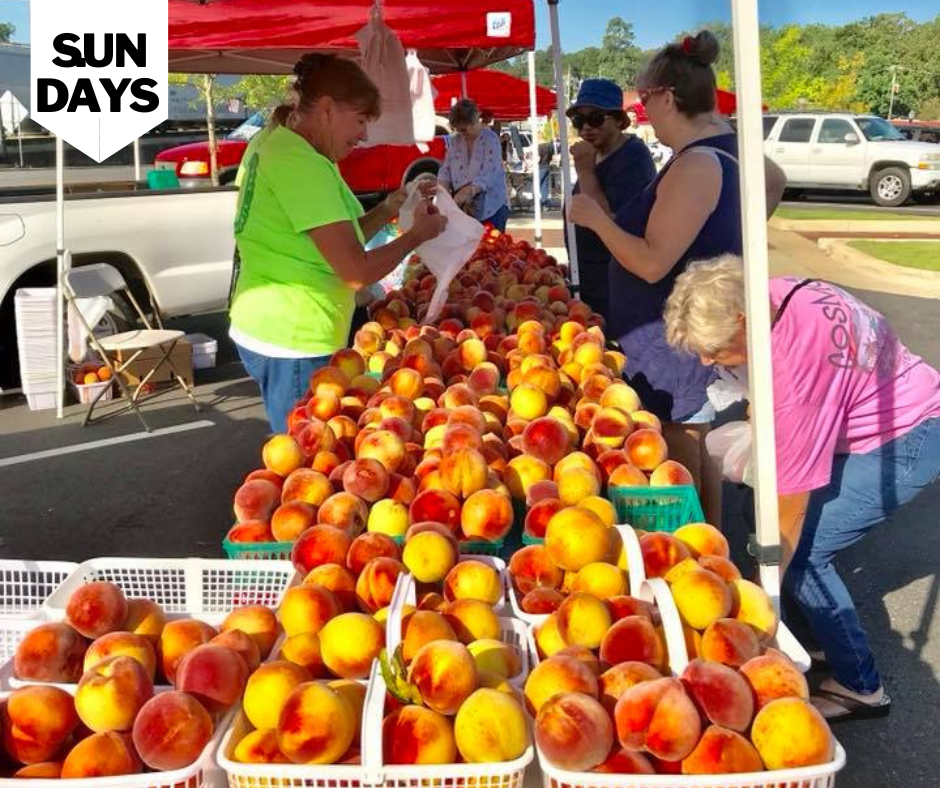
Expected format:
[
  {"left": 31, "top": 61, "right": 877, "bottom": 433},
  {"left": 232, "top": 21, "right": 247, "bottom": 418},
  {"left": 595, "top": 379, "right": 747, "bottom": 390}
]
[{"left": 664, "top": 255, "right": 940, "bottom": 721}]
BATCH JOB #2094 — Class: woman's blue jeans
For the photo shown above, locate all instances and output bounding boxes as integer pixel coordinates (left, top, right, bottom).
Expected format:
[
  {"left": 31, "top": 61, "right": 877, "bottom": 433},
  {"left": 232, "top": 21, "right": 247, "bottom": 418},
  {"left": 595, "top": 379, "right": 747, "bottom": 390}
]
[
  {"left": 236, "top": 344, "right": 331, "bottom": 433},
  {"left": 784, "top": 417, "right": 940, "bottom": 693}
]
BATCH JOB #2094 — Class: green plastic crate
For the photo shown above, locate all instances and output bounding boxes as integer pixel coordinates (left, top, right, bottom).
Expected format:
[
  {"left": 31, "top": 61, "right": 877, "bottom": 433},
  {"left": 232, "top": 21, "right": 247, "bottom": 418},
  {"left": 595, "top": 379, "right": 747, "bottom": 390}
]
[
  {"left": 222, "top": 538, "right": 293, "bottom": 561},
  {"left": 606, "top": 485, "right": 704, "bottom": 533},
  {"left": 457, "top": 538, "right": 504, "bottom": 557}
]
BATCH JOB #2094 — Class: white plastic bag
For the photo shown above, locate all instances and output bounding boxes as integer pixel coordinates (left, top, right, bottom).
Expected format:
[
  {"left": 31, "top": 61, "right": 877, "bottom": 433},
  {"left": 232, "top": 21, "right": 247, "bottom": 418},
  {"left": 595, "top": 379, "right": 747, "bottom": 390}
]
[
  {"left": 398, "top": 180, "right": 484, "bottom": 323},
  {"left": 407, "top": 50, "right": 436, "bottom": 144},
  {"left": 707, "top": 364, "right": 749, "bottom": 411},
  {"left": 356, "top": 13, "right": 414, "bottom": 146},
  {"left": 705, "top": 421, "right": 753, "bottom": 486}
]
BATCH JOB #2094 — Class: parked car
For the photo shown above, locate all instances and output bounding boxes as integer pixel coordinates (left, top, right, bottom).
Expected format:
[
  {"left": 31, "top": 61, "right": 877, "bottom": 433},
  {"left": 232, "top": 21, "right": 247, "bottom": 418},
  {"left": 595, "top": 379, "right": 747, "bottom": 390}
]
[
  {"left": 892, "top": 122, "right": 940, "bottom": 145},
  {"left": 763, "top": 112, "right": 940, "bottom": 206},
  {"left": 154, "top": 111, "right": 448, "bottom": 199}
]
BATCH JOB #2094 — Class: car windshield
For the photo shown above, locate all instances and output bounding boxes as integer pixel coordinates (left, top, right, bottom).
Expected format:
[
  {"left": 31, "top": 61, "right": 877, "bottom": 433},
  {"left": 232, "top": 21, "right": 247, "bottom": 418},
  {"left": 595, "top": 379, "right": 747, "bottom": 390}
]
[
  {"left": 228, "top": 111, "right": 268, "bottom": 141},
  {"left": 856, "top": 118, "right": 905, "bottom": 142}
]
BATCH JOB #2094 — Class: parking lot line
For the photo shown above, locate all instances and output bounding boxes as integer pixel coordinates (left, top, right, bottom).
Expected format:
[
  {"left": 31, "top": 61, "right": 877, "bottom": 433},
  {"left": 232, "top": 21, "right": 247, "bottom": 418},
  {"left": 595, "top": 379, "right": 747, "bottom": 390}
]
[{"left": 0, "top": 420, "right": 216, "bottom": 468}]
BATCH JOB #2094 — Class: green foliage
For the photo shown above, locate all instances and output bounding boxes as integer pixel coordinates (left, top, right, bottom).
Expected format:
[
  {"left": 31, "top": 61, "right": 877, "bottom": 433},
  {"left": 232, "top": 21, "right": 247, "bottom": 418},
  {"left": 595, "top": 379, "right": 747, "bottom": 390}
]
[
  {"left": 0, "top": 22, "right": 14, "bottom": 43},
  {"left": 920, "top": 97, "right": 940, "bottom": 121},
  {"left": 231, "top": 75, "right": 292, "bottom": 110}
]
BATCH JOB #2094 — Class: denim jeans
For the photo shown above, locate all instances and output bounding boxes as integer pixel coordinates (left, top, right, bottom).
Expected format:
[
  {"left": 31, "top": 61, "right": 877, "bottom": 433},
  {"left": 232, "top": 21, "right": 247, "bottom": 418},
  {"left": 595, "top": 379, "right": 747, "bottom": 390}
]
[
  {"left": 483, "top": 204, "right": 510, "bottom": 232},
  {"left": 236, "top": 344, "right": 331, "bottom": 433},
  {"left": 784, "top": 417, "right": 940, "bottom": 693}
]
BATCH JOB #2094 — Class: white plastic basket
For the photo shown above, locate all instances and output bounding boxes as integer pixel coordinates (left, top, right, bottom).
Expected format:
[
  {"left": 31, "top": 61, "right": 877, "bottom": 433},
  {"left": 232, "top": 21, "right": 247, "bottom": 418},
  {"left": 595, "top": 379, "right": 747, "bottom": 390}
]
[
  {"left": 41, "top": 557, "right": 297, "bottom": 617},
  {"left": 0, "top": 560, "right": 78, "bottom": 616}
]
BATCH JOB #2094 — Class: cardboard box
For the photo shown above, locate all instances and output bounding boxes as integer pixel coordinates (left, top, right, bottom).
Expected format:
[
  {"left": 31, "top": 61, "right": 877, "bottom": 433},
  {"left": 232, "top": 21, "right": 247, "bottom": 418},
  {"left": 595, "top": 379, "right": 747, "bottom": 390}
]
[{"left": 109, "top": 339, "right": 193, "bottom": 387}]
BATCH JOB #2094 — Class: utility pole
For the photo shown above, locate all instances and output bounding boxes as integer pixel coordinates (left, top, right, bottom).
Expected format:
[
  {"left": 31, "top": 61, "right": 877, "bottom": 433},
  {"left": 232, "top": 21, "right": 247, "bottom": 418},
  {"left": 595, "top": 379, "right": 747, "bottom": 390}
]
[{"left": 887, "top": 65, "right": 898, "bottom": 120}]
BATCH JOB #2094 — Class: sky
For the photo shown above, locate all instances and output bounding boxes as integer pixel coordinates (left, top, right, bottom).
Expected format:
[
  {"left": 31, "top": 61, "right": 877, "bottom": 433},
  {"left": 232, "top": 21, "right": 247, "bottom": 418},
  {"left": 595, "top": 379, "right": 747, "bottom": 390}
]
[{"left": 1, "top": 0, "right": 937, "bottom": 50}]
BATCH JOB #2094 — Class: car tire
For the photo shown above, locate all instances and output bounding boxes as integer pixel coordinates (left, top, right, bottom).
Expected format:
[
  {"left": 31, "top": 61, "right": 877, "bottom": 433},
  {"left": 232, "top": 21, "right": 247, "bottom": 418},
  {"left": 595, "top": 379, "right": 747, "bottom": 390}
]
[{"left": 870, "top": 167, "right": 911, "bottom": 207}]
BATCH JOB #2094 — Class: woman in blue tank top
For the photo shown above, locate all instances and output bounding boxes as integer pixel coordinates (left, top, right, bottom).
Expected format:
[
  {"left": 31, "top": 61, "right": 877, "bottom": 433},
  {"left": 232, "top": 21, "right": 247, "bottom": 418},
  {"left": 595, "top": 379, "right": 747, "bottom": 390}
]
[{"left": 568, "top": 30, "right": 785, "bottom": 521}]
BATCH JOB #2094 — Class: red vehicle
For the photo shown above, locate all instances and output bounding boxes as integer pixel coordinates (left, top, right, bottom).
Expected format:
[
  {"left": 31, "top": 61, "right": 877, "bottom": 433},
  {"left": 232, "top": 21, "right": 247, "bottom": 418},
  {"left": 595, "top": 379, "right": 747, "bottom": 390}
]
[{"left": 154, "top": 110, "right": 448, "bottom": 195}]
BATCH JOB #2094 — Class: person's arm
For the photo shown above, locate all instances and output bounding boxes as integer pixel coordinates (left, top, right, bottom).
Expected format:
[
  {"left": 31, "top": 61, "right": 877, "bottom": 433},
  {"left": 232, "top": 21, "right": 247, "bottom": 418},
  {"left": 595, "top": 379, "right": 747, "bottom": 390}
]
[
  {"left": 437, "top": 144, "right": 454, "bottom": 191},
  {"left": 310, "top": 202, "right": 446, "bottom": 290},
  {"left": 568, "top": 151, "right": 721, "bottom": 284},
  {"left": 570, "top": 139, "right": 612, "bottom": 215},
  {"left": 455, "top": 131, "right": 503, "bottom": 207},
  {"left": 357, "top": 200, "right": 396, "bottom": 242},
  {"left": 764, "top": 156, "right": 786, "bottom": 217},
  {"left": 778, "top": 491, "right": 811, "bottom": 572}
]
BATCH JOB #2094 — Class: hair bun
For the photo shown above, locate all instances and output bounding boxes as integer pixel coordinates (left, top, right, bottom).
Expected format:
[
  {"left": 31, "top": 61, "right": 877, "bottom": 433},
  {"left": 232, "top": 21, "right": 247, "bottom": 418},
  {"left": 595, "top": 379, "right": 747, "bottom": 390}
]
[
  {"left": 685, "top": 30, "right": 720, "bottom": 66},
  {"left": 293, "top": 53, "right": 330, "bottom": 81}
]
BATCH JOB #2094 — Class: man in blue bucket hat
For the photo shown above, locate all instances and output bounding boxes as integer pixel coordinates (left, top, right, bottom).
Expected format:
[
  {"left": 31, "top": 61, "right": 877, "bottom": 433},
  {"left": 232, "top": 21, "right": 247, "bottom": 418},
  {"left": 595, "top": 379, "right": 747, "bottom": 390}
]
[{"left": 564, "top": 78, "right": 656, "bottom": 322}]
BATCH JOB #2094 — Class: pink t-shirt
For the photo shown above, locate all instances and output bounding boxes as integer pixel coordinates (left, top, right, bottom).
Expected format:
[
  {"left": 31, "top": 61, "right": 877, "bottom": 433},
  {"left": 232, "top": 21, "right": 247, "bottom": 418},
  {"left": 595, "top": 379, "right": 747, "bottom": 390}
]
[{"left": 771, "top": 278, "right": 940, "bottom": 494}]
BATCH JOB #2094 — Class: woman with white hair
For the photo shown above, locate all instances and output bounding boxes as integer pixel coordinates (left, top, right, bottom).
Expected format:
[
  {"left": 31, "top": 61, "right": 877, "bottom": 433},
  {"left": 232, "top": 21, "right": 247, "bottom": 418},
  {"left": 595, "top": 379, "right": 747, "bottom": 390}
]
[{"left": 664, "top": 255, "right": 940, "bottom": 722}]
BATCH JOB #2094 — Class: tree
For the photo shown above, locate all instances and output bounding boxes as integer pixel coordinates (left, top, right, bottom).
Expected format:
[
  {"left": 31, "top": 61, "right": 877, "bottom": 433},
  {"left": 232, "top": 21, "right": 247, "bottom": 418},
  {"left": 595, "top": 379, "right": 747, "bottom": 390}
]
[
  {"left": 919, "top": 97, "right": 940, "bottom": 121},
  {"left": 0, "top": 22, "right": 14, "bottom": 43},
  {"left": 169, "top": 74, "right": 241, "bottom": 186},
  {"left": 597, "top": 17, "right": 642, "bottom": 88},
  {"left": 230, "top": 75, "right": 292, "bottom": 111}
]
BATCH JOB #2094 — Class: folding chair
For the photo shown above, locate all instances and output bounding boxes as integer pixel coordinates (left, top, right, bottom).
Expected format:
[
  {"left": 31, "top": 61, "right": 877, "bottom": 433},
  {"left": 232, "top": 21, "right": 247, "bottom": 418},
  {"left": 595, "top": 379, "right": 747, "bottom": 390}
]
[{"left": 64, "top": 264, "right": 200, "bottom": 432}]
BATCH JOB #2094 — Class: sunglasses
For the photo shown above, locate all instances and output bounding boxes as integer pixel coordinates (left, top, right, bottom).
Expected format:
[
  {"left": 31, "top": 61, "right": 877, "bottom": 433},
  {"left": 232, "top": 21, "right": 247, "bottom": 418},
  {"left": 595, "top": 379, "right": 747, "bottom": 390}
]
[
  {"left": 570, "top": 110, "right": 612, "bottom": 130},
  {"left": 637, "top": 86, "right": 675, "bottom": 106}
]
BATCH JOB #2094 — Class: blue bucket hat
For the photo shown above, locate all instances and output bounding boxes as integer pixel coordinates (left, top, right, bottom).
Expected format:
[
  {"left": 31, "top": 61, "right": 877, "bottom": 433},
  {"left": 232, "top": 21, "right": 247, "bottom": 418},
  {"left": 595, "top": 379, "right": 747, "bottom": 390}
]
[{"left": 567, "top": 79, "right": 624, "bottom": 116}]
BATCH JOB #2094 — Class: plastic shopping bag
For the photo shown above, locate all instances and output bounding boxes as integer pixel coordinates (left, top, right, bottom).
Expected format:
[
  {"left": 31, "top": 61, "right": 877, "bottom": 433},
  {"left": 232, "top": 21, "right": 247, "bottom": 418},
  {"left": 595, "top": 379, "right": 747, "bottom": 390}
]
[
  {"left": 356, "top": 13, "right": 414, "bottom": 146},
  {"left": 398, "top": 180, "right": 484, "bottom": 323},
  {"left": 705, "top": 421, "right": 753, "bottom": 486},
  {"left": 706, "top": 364, "right": 749, "bottom": 411}
]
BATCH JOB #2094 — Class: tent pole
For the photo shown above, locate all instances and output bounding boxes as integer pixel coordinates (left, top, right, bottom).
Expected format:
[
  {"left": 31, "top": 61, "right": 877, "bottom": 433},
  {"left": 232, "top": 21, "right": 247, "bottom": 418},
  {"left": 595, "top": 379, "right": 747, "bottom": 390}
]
[
  {"left": 55, "top": 136, "right": 65, "bottom": 419},
  {"left": 730, "top": 0, "right": 781, "bottom": 607},
  {"left": 528, "top": 51, "right": 543, "bottom": 249},
  {"left": 133, "top": 137, "right": 142, "bottom": 182},
  {"left": 460, "top": 71, "right": 468, "bottom": 99},
  {"left": 547, "top": 0, "right": 578, "bottom": 286}
]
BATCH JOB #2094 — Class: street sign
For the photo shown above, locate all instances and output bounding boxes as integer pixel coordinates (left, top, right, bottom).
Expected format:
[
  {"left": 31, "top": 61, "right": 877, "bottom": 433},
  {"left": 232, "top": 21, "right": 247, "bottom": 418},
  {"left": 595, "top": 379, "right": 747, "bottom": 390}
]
[
  {"left": 0, "top": 90, "right": 29, "bottom": 135},
  {"left": 30, "top": 0, "right": 167, "bottom": 162}
]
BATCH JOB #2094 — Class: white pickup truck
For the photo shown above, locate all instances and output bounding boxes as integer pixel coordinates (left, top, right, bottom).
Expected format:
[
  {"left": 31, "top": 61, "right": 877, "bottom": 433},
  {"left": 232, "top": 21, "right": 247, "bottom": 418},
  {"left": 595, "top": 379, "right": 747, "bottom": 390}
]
[
  {"left": 763, "top": 113, "right": 940, "bottom": 206},
  {"left": 0, "top": 181, "right": 238, "bottom": 388}
]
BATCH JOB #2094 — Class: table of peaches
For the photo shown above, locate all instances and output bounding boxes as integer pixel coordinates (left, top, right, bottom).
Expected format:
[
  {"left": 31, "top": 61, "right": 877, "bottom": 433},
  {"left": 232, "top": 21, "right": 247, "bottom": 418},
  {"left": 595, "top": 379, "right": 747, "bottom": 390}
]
[{"left": 0, "top": 230, "right": 844, "bottom": 788}]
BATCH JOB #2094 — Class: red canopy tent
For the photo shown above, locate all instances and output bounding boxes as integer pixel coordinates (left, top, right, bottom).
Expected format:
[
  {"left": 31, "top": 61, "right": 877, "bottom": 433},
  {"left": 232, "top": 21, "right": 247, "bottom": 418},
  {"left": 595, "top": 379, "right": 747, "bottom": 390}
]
[
  {"left": 431, "top": 69, "right": 556, "bottom": 120},
  {"left": 167, "top": 0, "right": 536, "bottom": 74},
  {"left": 625, "top": 88, "right": 765, "bottom": 122}
]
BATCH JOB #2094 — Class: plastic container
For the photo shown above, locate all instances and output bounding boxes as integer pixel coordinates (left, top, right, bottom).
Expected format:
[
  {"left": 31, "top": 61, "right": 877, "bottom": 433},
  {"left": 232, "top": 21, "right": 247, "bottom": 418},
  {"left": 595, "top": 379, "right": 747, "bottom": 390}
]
[
  {"left": 0, "top": 560, "right": 78, "bottom": 617},
  {"left": 222, "top": 537, "right": 294, "bottom": 561},
  {"left": 23, "top": 390, "right": 57, "bottom": 411},
  {"left": 186, "top": 333, "right": 218, "bottom": 369},
  {"left": 607, "top": 485, "right": 705, "bottom": 533}
]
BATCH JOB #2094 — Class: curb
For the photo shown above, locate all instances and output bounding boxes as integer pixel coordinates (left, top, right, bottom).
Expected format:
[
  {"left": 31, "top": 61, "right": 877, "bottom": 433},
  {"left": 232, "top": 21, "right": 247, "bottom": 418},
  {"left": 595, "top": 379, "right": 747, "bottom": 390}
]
[
  {"left": 771, "top": 217, "right": 940, "bottom": 234},
  {"left": 817, "top": 238, "right": 940, "bottom": 299}
]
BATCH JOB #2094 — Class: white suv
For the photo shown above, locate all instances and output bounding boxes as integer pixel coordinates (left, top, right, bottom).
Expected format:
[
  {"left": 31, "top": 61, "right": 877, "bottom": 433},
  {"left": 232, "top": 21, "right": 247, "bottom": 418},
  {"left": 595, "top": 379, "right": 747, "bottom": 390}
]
[{"left": 763, "top": 113, "right": 940, "bottom": 206}]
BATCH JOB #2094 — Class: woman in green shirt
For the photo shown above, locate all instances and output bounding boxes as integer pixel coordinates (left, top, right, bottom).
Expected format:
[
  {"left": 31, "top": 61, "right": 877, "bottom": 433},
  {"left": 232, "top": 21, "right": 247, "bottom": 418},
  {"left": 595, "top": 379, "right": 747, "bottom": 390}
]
[{"left": 230, "top": 54, "right": 446, "bottom": 433}]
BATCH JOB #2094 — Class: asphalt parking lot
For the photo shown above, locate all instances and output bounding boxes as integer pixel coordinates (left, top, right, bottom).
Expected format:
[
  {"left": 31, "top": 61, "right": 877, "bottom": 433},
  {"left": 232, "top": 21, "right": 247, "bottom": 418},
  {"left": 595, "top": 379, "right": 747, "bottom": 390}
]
[{"left": 1, "top": 290, "right": 939, "bottom": 787}]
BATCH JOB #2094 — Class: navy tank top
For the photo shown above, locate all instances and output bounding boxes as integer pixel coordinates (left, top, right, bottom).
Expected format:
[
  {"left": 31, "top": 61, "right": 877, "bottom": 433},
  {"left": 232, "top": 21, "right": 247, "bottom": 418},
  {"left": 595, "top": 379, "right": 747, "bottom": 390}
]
[{"left": 608, "top": 133, "right": 742, "bottom": 422}]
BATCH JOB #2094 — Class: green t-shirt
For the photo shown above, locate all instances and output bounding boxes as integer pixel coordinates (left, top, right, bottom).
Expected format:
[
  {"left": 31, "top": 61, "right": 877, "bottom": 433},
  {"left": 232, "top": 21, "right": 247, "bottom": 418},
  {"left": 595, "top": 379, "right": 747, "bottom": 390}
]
[{"left": 230, "top": 125, "right": 364, "bottom": 355}]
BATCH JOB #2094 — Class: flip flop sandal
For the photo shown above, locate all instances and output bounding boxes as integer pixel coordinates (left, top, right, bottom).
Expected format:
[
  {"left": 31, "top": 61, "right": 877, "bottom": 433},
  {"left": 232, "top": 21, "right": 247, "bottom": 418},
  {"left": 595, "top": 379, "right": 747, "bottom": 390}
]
[{"left": 812, "top": 688, "right": 892, "bottom": 723}]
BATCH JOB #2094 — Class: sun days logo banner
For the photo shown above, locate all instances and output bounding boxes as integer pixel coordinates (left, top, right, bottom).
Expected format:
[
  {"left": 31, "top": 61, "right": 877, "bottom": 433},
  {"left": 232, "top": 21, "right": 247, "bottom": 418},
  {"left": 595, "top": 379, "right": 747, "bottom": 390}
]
[{"left": 30, "top": 0, "right": 168, "bottom": 162}]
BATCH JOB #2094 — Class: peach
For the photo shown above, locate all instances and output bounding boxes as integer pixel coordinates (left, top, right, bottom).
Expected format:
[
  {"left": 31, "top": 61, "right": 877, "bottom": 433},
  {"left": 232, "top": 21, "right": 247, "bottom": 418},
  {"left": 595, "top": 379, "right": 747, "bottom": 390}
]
[
  {"left": 318, "top": 492, "right": 370, "bottom": 539},
  {"left": 211, "top": 629, "right": 261, "bottom": 672},
  {"left": 319, "top": 612, "right": 384, "bottom": 678},
  {"left": 524, "top": 498, "right": 565, "bottom": 540},
  {"left": 380, "top": 395, "right": 417, "bottom": 424},
  {"left": 328, "top": 415, "right": 359, "bottom": 444},
  {"left": 468, "top": 362, "right": 501, "bottom": 396},
  {"left": 465, "top": 638, "right": 520, "bottom": 683},
  {"left": 342, "top": 458, "right": 390, "bottom": 503},
  {"left": 520, "top": 417, "right": 569, "bottom": 465},
  {"left": 573, "top": 562, "right": 627, "bottom": 598},
  {"left": 347, "top": 532, "right": 401, "bottom": 576},
  {"left": 84, "top": 632, "right": 156, "bottom": 678},
  {"left": 524, "top": 655, "right": 598, "bottom": 715},
  {"left": 306, "top": 392, "right": 342, "bottom": 422},
  {"left": 159, "top": 618, "right": 216, "bottom": 684},
  {"left": 630, "top": 410, "right": 662, "bottom": 432},
  {"left": 408, "top": 640, "right": 479, "bottom": 715},
  {"left": 454, "top": 688, "right": 529, "bottom": 763},
  {"left": 591, "top": 407, "right": 634, "bottom": 449},
  {"left": 549, "top": 646, "right": 598, "bottom": 677},
  {"left": 534, "top": 613, "right": 567, "bottom": 658},
  {"left": 600, "top": 616, "right": 666, "bottom": 670},
  {"left": 681, "top": 658, "right": 755, "bottom": 732},
  {"left": 355, "top": 557, "right": 405, "bottom": 613},
  {"left": 557, "top": 467, "right": 602, "bottom": 507},
  {"left": 536, "top": 692, "right": 612, "bottom": 772},
  {"left": 608, "top": 463, "right": 649, "bottom": 487},
  {"left": 402, "top": 611, "right": 458, "bottom": 663},
  {"left": 526, "top": 479, "right": 560, "bottom": 506},
  {"left": 698, "top": 555, "right": 743, "bottom": 582},
  {"left": 438, "top": 447, "right": 489, "bottom": 499},
  {"left": 132, "top": 691, "right": 213, "bottom": 771},
  {"left": 383, "top": 705, "right": 457, "bottom": 764},
  {"left": 227, "top": 520, "right": 275, "bottom": 543},
  {"left": 367, "top": 498, "right": 410, "bottom": 538},
  {"left": 447, "top": 405, "right": 488, "bottom": 436},
  {"left": 522, "top": 588, "right": 565, "bottom": 615},
  {"left": 606, "top": 595, "right": 655, "bottom": 622},
  {"left": 556, "top": 593, "right": 612, "bottom": 650},
  {"left": 403, "top": 530, "right": 458, "bottom": 584},
  {"left": 271, "top": 501, "right": 318, "bottom": 542},
  {"left": 505, "top": 453, "right": 553, "bottom": 503},
  {"left": 418, "top": 592, "right": 448, "bottom": 612},
  {"left": 305, "top": 564, "right": 358, "bottom": 612},
  {"left": 443, "top": 560, "right": 502, "bottom": 605},
  {"left": 580, "top": 496, "right": 617, "bottom": 528},
  {"left": 67, "top": 581, "right": 128, "bottom": 640},
  {"left": 599, "top": 662, "right": 663, "bottom": 713},
  {"left": 295, "top": 418, "right": 336, "bottom": 456},
  {"left": 233, "top": 729, "right": 290, "bottom": 764},
  {"left": 443, "top": 599, "right": 501, "bottom": 644},
  {"left": 75, "top": 656, "right": 153, "bottom": 733},
  {"left": 377, "top": 417, "right": 414, "bottom": 446},
  {"left": 700, "top": 619, "right": 761, "bottom": 667},
  {"left": 509, "top": 545, "right": 563, "bottom": 596},
  {"left": 331, "top": 348, "right": 367, "bottom": 380},
  {"left": 596, "top": 449, "right": 628, "bottom": 484},
  {"left": 3, "top": 685, "right": 79, "bottom": 764},
  {"left": 245, "top": 467, "right": 285, "bottom": 489},
  {"left": 234, "top": 479, "right": 282, "bottom": 522},
  {"left": 594, "top": 748, "right": 655, "bottom": 774},
  {"left": 740, "top": 648, "right": 809, "bottom": 709},
  {"left": 175, "top": 644, "right": 249, "bottom": 712},
  {"left": 730, "top": 579, "right": 779, "bottom": 640},
  {"left": 523, "top": 366, "right": 563, "bottom": 401},
  {"left": 61, "top": 732, "right": 141, "bottom": 778},
  {"left": 277, "top": 682, "right": 357, "bottom": 765},
  {"left": 310, "top": 366, "right": 349, "bottom": 398},
  {"left": 281, "top": 469, "right": 332, "bottom": 508},
  {"left": 625, "top": 429, "right": 669, "bottom": 472},
  {"left": 751, "top": 698, "right": 834, "bottom": 770},
  {"left": 221, "top": 605, "right": 279, "bottom": 659},
  {"left": 279, "top": 633, "right": 324, "bottom": 675},
  {"left": 244, "top": 661, "right": 311, "bottom": 730},
  {"left": 122, "top": 598, "right": 166, "bottom": 646},
  {"left": 510, "top": 383, "right": 549, "bottom": 421},
  {"left": 639, "top": 532, "right": 692, "bottom": 578},
  {"left": 291, "top": 525, "right": 352, "bottom": 576},
  {"left": 649, "top": 460, "right": 695, "bottom": 487},
  {"left": 553, "top": 451, "right": 601, "bottom": 483},
  {"left": 460, "top": 489, "right": 514, "bottom": 542},
  {"left": 597, "top": 381, "right": 640, "bottom": 412},
  {"left": 671, "top": 569, "right": 733, "bottom": 630},
  {"left": 263, "top": 434, "right": 305, "bottom": 476},
  {"left": 278, "top": 585, "right": 341, "bottom": 638},
  {"left": 674, "top": 523, "right": 730, "bottom": 559},
  {"left": 681, "top": 725, "right": 764, "bottom": 775},
  {"left": 358, "top": 430, "right": 407, "bottom": 474},
  {"left": 329, "top": 678, "right": 367, "bottom": 729},
  {"left": 614, "top": 677, "right": 701, "bottom": 762},
  {"left": 409, "top": 489, "right": 462, "bottom": 535},
  {"left": 13, "top": 763, "right": 65, "bottom": 778},
  {"left": 390, "top": 367, "right": 425, "bottom": 399},
  {"left": 545, "top": 506, "right": 609, "bottom": 572},
  {"left": 387, "top": 473, "right": 418, "bottom": 505}
]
